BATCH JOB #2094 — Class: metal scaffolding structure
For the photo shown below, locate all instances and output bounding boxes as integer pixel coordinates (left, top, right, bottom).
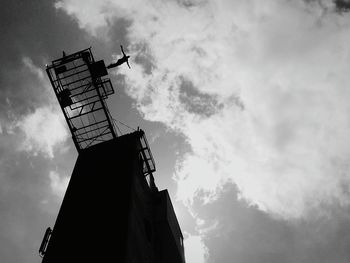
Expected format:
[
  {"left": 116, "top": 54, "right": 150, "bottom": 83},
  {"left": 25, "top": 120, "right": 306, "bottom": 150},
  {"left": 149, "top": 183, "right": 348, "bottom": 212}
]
[{"left": 46, "top": 48, "right": 117, "bottom": 152}]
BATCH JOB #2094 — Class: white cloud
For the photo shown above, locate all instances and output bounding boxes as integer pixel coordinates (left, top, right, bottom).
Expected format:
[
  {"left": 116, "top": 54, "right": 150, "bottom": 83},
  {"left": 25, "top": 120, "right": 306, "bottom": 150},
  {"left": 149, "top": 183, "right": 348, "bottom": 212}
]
[
  {"left": 49, "top": 170, "right": 69, "bottom": 197},
  {"left": 22, "top": 57, "right": 46, "bottom": 84},
  {"left": 54, "top": 0, "right": 123, "bottom": 37},
  {"left": 16, "top": 106, "right": 68, "bottom": 158},
  {"left": 184, "top": 233, "right": 208, "bottom": 263},
  {"left": 56, "top": 0, "right": 350, "bottom": 219},
  {"left": 5, "top": 57, "right": 70, "bottom": 158}
]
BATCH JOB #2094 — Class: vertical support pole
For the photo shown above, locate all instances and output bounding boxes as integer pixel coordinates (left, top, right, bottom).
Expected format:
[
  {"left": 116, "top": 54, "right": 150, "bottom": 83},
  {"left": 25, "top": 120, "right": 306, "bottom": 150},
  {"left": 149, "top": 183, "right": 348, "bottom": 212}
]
[{"left": 91, "top": 77, "right": 117, "bottom": 140}]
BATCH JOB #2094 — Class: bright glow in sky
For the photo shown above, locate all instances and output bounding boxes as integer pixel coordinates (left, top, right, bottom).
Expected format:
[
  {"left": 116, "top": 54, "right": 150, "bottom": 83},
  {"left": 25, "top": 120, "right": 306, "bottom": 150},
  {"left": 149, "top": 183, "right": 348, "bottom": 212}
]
[
  {"left": 184, "top": 233, "right": 208, "bottom": 263},
  {"left": 48, "top": 170, "right": 69, "bottom": 197},
  {"left": 16, "top": 106, "right": 68, "bottom": 158}
]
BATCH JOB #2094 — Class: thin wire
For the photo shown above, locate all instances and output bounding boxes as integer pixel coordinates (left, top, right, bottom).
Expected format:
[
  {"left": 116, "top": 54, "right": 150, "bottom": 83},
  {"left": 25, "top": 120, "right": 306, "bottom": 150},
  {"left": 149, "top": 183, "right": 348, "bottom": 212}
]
[
  {"left": 112, "top": 117, "right": 136, "bottom": 132},
  {"left": 114, "top": 120, "right": 123, "bottom": 135}
]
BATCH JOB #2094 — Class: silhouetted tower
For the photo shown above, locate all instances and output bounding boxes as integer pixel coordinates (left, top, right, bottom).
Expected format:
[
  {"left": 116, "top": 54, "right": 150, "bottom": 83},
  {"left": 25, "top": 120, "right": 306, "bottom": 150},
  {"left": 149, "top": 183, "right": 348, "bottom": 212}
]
[{"left": 40, "top": 48, "right": 185, "bottom": 263}]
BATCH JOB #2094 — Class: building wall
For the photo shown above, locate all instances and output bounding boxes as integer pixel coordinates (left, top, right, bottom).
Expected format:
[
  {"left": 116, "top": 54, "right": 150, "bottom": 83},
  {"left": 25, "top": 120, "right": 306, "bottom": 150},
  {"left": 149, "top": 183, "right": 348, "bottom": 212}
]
[
  {"left": 154, "top": 190, "right": 185, "bottom": 263},
  {"left": 41, "top": 131, "right": 184, "bottom": 263}
]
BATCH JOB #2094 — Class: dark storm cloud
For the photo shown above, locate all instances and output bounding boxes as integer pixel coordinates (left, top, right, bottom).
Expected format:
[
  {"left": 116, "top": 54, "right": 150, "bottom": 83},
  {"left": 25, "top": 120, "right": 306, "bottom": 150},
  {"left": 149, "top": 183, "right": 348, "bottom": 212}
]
[{"left": 0, "top": 0, "right": 88, "bottom": 115}]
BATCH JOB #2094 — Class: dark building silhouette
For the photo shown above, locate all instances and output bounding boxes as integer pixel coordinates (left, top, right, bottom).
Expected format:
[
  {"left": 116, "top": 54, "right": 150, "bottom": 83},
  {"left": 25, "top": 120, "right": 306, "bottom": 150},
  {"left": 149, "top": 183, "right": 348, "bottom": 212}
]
[{"left": 40, "top": 48, "right": 185, "bottom": 263}]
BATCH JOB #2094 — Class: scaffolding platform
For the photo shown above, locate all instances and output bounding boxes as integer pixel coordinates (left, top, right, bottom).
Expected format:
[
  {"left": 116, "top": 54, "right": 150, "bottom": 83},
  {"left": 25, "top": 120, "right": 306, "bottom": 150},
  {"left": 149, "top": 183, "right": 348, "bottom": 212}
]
[{"left": 46, "top": 48, "right": 117, "bottom": 152}]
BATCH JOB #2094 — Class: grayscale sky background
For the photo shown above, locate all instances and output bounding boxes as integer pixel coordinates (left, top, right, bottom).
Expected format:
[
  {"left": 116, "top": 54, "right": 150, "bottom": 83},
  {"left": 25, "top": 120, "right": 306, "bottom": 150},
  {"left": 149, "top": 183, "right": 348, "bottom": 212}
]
[{"left": 1, "top": 0, "right": 350, "bottom": 262}]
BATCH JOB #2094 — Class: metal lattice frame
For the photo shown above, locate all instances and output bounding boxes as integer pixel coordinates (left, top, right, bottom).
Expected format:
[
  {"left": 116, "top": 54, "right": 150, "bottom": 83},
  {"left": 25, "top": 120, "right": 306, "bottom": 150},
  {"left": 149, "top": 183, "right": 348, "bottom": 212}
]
[{"left": 46, "top": 48, "right": 117, "bottom": 152}]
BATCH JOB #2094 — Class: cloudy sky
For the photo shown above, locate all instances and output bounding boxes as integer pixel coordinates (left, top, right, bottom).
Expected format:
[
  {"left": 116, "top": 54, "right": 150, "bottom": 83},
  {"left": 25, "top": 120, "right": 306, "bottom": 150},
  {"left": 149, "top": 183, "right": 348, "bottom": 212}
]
[{"left": 2, "top": 0, "right": 350, "bottom": 262}]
